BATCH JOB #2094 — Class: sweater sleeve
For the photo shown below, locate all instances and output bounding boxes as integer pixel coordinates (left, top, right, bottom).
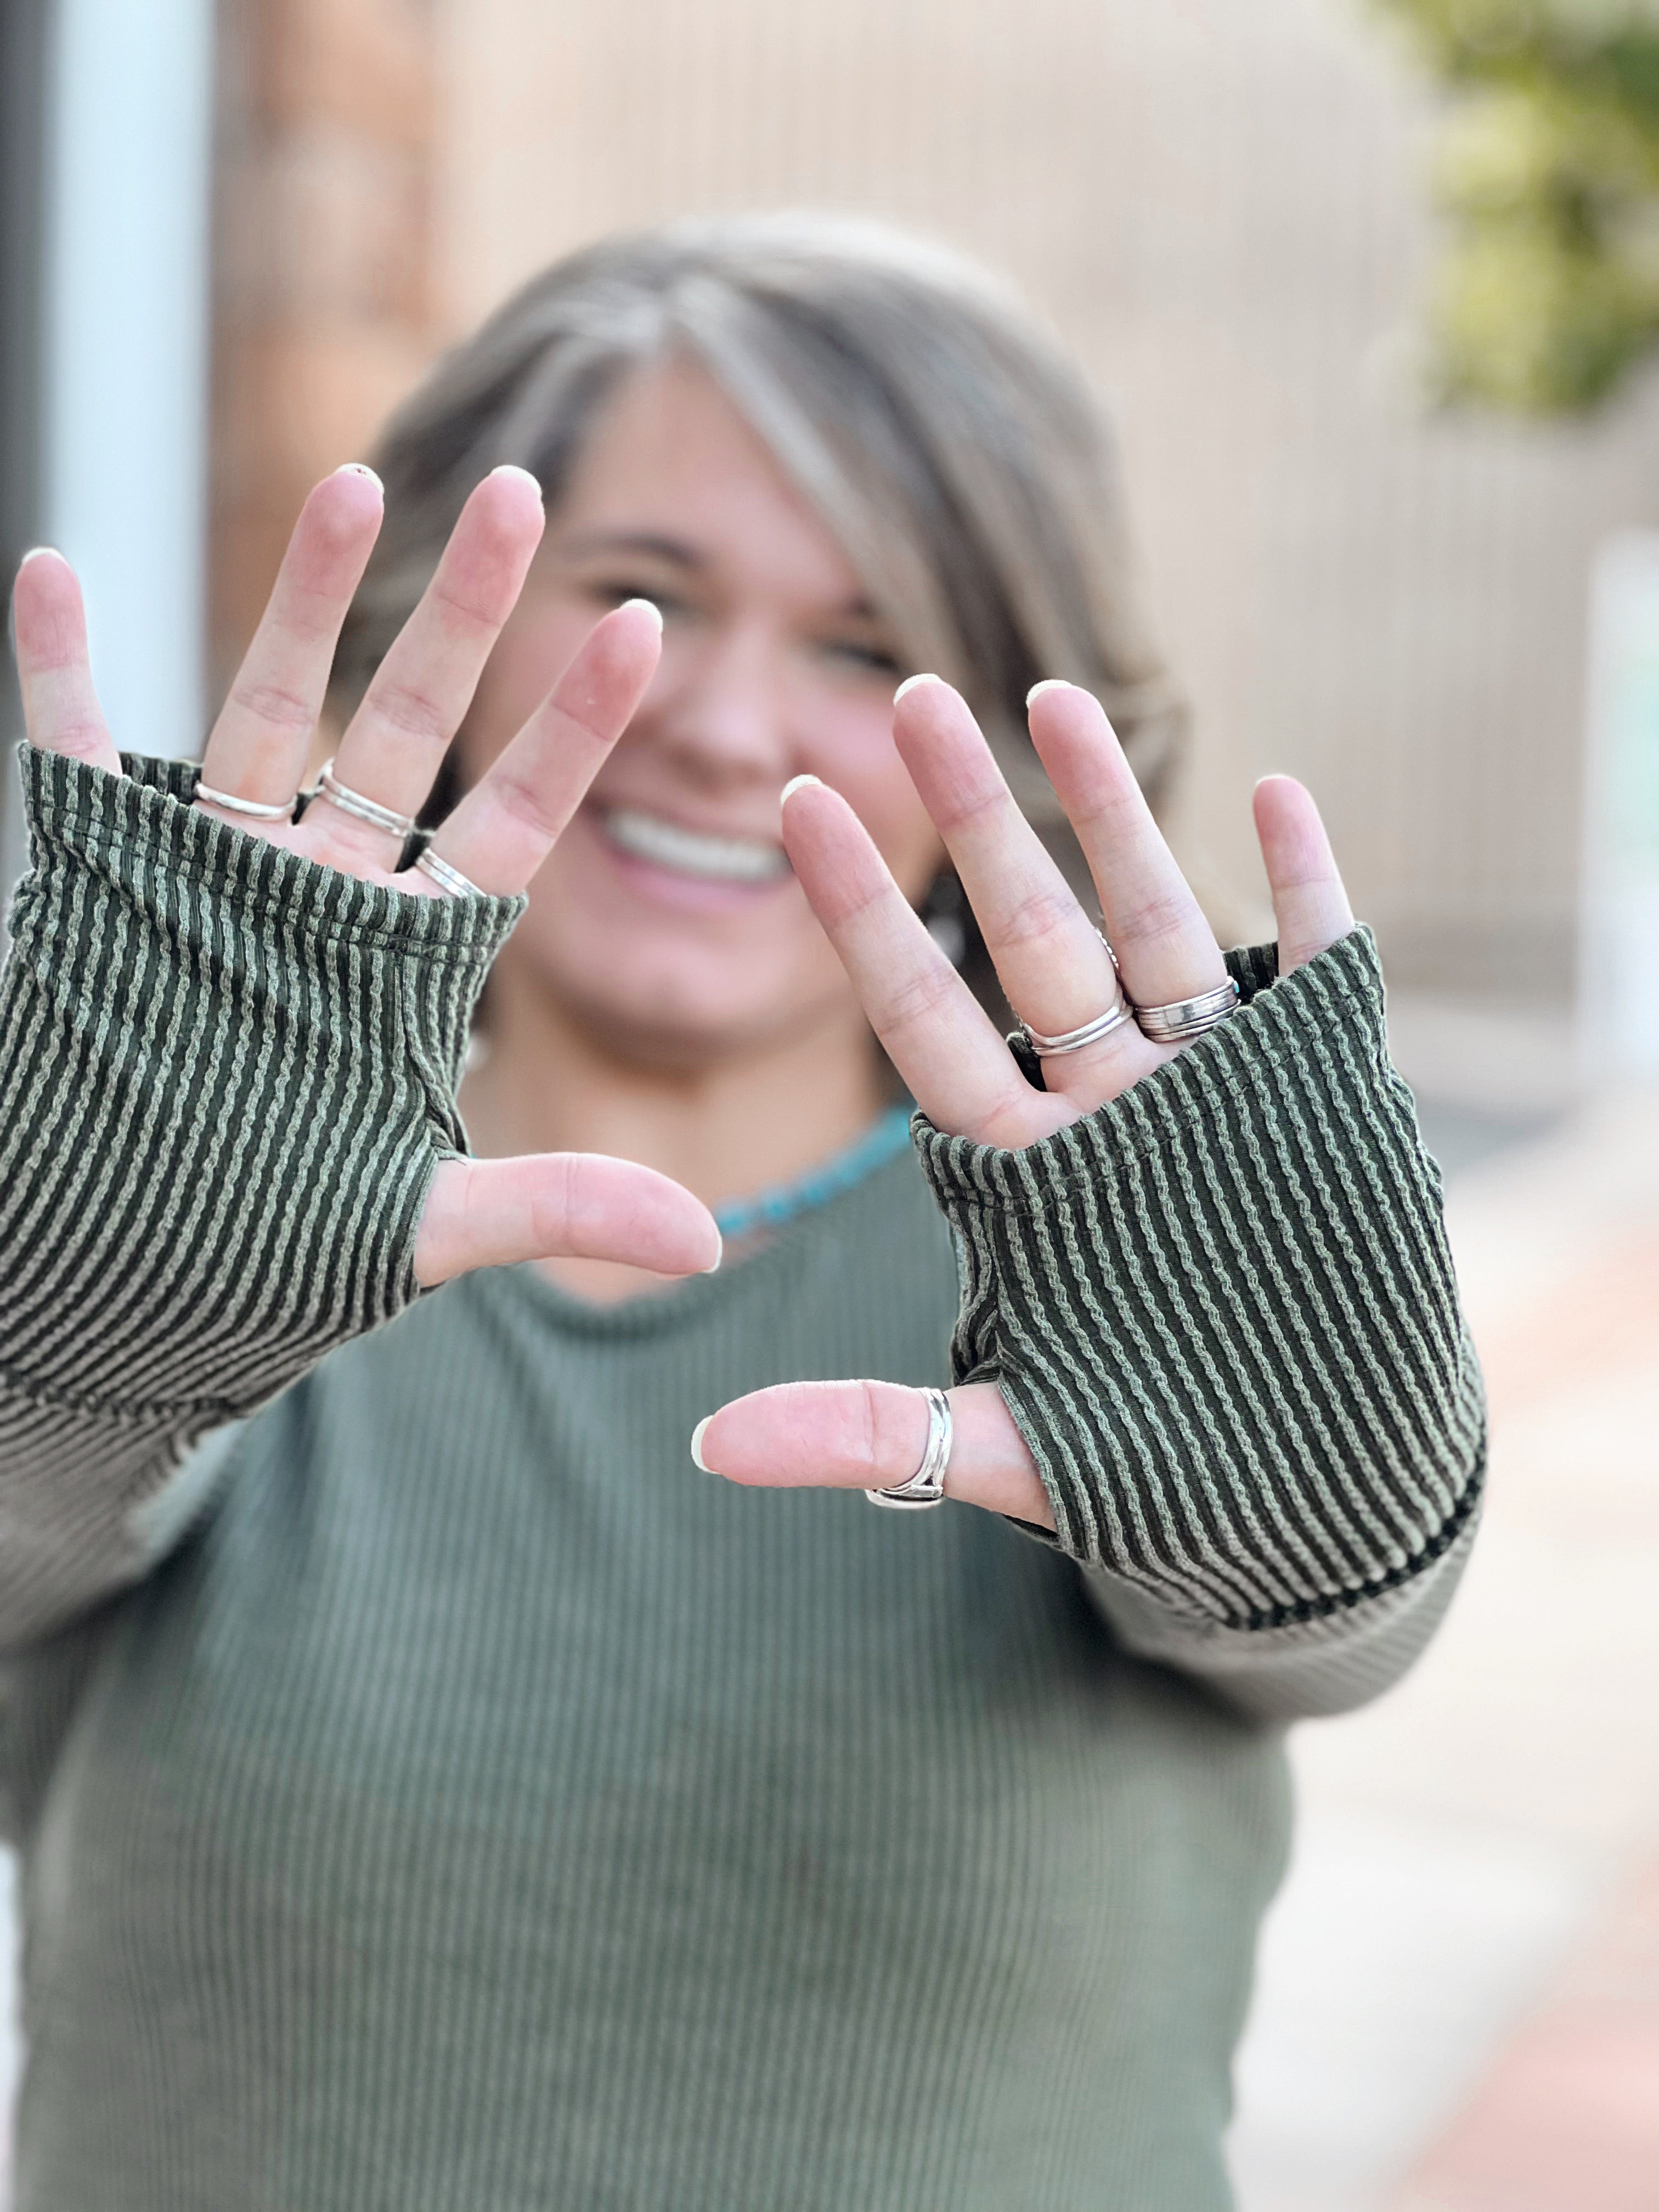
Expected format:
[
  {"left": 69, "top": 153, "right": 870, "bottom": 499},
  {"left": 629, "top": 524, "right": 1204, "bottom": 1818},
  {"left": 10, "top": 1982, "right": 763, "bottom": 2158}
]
[
  {"left": 0, "top": 748, "right": 522, "bottom": 1648},
  {"left": 912, "top": 927, "right": 1486, "bottom": 1722}
]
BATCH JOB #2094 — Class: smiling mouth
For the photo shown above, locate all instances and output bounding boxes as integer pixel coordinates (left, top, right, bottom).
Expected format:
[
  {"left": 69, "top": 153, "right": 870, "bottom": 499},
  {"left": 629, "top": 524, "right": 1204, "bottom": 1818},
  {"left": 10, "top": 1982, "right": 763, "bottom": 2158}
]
[{"left": 598, "top": 806, "right": 792, "bottom": 886}]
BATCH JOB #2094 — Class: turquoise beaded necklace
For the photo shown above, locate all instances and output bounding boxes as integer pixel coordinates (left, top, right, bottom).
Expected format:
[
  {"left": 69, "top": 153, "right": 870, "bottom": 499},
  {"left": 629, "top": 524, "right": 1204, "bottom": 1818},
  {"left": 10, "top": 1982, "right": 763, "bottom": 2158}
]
[{"left": 713, "top": 1105, "right": 914, "bottom": 1243}]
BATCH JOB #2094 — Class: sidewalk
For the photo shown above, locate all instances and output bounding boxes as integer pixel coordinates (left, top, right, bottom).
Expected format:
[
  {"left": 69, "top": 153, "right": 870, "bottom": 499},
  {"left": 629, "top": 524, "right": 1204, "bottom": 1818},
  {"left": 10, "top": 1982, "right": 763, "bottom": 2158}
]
[{"left": 1231, "top": 1092, "right": 1659, "bottom": 2209}]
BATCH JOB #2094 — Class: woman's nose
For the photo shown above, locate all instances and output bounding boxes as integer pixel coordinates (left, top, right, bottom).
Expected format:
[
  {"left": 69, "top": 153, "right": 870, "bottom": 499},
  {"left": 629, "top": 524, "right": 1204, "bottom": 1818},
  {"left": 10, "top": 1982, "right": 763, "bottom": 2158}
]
[{"left": 646, "top": 623, "right": 793, "bottom": 783}]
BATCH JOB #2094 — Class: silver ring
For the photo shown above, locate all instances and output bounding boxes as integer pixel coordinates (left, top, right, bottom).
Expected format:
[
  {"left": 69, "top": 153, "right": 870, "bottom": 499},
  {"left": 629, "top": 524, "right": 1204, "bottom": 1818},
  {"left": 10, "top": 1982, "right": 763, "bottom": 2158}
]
[
  {"left": 414, "top": 848, "right": 482, "bottom": 899},
  {"left": 1135, "top": 979, "right": 1239, "bottom": 1045},
  {"left": 865, "top": 1387, "right": 952, "bottom": 1511},
  {"left": 193, "top": 778, "right": 298, "bottom": 822},
  {"left": 313, "top": 758, "right": 418, "bottom": 842},
  {"left": 1017, "top": 996, "right": 1138, "bottom": 1058}
]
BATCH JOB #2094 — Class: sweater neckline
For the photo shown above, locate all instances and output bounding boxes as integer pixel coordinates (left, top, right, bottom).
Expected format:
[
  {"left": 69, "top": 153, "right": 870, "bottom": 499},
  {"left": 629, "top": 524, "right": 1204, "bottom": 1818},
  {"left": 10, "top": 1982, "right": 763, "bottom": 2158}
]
[
  {"left": 713, "top": 1105, "right": 913, "bottom": 1242},
  {"left": 476, "top": 1138, "right": 923, "bottom": 1345}
]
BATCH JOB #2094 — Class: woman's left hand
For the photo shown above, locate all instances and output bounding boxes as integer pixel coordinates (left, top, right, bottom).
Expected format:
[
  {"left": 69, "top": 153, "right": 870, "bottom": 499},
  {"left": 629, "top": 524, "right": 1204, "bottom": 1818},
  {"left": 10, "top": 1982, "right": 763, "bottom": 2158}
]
[{"left": 692, "top": 676, "right": 1355, "bottom": 1528}]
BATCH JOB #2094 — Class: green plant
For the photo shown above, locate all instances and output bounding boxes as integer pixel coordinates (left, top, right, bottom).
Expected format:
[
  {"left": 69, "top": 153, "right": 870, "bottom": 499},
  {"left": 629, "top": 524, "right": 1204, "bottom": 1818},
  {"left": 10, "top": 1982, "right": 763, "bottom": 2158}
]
[{"left": 1378, "top": 0, "right": 1659, "bottom": 410}]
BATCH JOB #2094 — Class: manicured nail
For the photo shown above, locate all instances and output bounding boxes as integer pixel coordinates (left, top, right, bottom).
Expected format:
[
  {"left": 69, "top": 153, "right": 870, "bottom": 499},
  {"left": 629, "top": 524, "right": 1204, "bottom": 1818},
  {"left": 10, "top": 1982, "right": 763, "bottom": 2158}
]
[
  {"left": 620, "top": 596, "right": 663, "bottom": 633},
  {"left": 339, "top": 462, "right": 382, "bottom": 492},
  {"left": 780, "top": 773, "right": 822, "bottom": 805},
  {"left": 16, "top": 546, "right": 58, "bottom": 567},
  {"left": 1026, "top": 679, "right": 1071, "bottom": 706},
  {"left": 703, "top": 1228, "right": 723, "bottom": 1273},
  {"left": 690, "top": 1415, "right": 715, "bottom": 1472},
  {"left": 488, "top": 462, "right": 544, "bottom": 500},
  {"left": 894, "top": 672, "right": 944, "bottom": 703}
]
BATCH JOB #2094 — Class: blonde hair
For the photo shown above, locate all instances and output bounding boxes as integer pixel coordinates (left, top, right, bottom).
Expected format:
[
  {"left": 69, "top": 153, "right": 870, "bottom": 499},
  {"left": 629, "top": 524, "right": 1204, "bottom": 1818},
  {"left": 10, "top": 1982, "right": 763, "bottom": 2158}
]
[{"left": 337, "top": 214, "right": 1187, "bottom": 822}]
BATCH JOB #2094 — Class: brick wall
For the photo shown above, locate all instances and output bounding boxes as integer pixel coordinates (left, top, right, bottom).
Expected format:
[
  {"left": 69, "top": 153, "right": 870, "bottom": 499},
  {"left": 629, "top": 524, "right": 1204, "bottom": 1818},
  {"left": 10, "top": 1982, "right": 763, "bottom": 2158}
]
[{"left": 210, "top": 0, "right": 438, "bottom": 693}]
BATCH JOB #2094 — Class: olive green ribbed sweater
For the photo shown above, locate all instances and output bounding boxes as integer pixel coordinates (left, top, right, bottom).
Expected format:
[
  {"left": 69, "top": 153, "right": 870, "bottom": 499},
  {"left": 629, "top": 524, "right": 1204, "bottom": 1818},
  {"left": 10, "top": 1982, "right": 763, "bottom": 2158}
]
[{"left": 0, "top": 751, "right": 1485, "bottom": 2211}]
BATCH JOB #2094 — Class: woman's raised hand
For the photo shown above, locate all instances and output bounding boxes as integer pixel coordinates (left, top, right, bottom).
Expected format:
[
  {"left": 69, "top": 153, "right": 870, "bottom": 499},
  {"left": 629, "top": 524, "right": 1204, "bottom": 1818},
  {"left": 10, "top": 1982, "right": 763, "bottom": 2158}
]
[
  {"left": 9, "top": 464, "right": 720, "bottom": 1289},
  {"left": 694, "top": 674, "right": 1355, "bottom": 1528}
]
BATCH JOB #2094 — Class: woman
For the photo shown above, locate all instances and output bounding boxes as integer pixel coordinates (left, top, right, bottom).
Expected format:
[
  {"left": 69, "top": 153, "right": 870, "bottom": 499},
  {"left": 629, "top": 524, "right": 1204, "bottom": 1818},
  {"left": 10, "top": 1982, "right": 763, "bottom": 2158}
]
[{"left": 0, "top": 217, "right": 1483, "bottom": 2210}]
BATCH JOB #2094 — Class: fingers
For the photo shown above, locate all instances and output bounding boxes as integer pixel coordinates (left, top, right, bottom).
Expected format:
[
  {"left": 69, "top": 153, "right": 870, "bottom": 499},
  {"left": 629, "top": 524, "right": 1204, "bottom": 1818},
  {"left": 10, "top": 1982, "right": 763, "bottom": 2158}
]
[
  {"left": 780, "top": 774, "right": 1052, "bottom": 1150},
  {"left": 691, "top": 1378, "right": 1054, "bottom": 1528},
  {"left": 9, "top": 550, "right": 120, "bottom": 772},
  {"left": 1024, "top": 681, "right": 1228, "bottom": 1012},
  {"left": 198, "top": 464, "right": 386, "bottom": 815},
  {"left": 424, "top": 600, "right": 662, "bottom": 896},
  {"left": 414, "top": 1150, "right": 721, "bottom": 1287},
  {"left": 1252, "top": 775, "right": 1354, "bottom": 973},
  {"left": 325, "top": 465, "right": 546, "bottom": 851},
  {"left": 892, "top": 675, "right": 1156, "bottom": 1097}
]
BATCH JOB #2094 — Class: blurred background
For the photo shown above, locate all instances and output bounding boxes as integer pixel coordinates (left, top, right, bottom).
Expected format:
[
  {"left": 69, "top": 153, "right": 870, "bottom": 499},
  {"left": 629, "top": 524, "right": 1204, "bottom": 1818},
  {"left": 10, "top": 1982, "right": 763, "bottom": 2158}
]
[{"left": 2, "top": 1, "right": 1656, "bottom": 2205}]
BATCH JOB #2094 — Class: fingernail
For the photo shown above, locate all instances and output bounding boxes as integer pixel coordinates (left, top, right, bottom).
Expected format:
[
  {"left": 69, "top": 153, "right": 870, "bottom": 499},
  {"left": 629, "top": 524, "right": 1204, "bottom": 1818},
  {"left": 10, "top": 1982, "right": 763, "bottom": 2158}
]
[
  {"left": 16, "top": 546, "right": 59, "bottom": 567},
  {"left": 894, "top": 672, "right": 944, "bottom": 703},
  {"left": 780, "top": 773, "right": 822, "bottom": 805},
  {"left": 703, "top": 1228, "right": 723, "bottom": 1274},
  {"left": 489, "top": 462, "right": 544, "bottom": 501},
  {"left": 620, "top": 596, "right": 663, "bottom": 634},
  {"left": 690, "top": 1415, "right": 715, "bottom": 1472},
  {"left": 340, "top": 462, "right": 382, "bottom": 492},
  {"left": 1026, "top": 678, "right": 1071, "bottom": 706}
]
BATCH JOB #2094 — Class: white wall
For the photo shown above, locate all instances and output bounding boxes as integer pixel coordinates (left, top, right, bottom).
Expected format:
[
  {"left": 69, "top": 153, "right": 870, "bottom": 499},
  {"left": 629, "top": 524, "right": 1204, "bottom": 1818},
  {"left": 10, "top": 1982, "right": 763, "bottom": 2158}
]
[
  {"left": 40, "top": 0, "right": 216, "bottom": 757},
  {"left": 435, "top": 0, "right": 1659, "bottom": 1001},
  {"left": 1580, "top": 532, "right": 1659, "bottom": 1081},
  {"left": 3, "top": 1, "right": 217, "bottom": 2184}
]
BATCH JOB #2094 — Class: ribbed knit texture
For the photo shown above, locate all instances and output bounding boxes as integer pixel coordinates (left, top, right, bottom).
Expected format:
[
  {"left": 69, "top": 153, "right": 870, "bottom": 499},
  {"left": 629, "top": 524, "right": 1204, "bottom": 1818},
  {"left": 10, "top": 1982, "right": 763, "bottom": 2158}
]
[
  {"left": 0, "top": 753, "right": 1485, "bottom": 2210},
  {"left": 0, "top": 748, "right": 521, "bottom": 1644},
  {"left": 916, "top": 929, "right": 1485, "bottom": 1629}
]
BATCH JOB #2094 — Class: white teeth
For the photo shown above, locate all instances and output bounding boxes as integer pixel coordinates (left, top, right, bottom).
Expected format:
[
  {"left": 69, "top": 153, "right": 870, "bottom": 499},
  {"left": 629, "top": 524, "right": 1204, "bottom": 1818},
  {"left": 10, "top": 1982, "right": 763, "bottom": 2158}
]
[{"left": 601, "top": 807, "right": 790, "bottom": 885}]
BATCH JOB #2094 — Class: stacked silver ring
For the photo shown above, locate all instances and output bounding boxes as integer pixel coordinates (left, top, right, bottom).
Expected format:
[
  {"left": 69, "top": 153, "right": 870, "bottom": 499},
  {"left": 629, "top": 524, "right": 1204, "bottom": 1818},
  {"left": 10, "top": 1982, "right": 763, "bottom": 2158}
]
[
  {"left": 865, "top": 1387, "right": 952, "bottom": 1510},
  {"left": 313, "top": 758, "right": 418, "bottom": 842},
  {"left": 1135, "top": 979, "right": 1239, "bottom": 1045},
  {"left": 414, "top": 849, "right": 482, "bottom": 899},
  {"left": 194, "top": 779, "right": 297, "bottom": 822},
  {"left": 1017, "top": 994, "right": 1137, "bottom": 1058}
]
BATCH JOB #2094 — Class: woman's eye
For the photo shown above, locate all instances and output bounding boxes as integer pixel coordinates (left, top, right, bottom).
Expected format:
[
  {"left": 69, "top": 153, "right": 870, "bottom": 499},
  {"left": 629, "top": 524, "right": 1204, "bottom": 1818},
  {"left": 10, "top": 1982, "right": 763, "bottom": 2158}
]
[
  {"left": 820, "top": 638, "right": 902, "bottom": 676},
  {"left": 585, "top": 578, "right": 685, "bottom": 617}
]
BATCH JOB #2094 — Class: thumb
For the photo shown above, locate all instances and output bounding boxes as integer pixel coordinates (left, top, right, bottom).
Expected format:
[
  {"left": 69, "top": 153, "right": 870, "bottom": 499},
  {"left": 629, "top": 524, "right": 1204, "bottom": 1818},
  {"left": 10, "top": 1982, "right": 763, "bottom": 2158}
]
[
  {"left": 414, "top": 1152, "right": 721, "bottom": 1287},
  {"left": 692, "top": 1378, "right": 1053, "bottom": 1527}
]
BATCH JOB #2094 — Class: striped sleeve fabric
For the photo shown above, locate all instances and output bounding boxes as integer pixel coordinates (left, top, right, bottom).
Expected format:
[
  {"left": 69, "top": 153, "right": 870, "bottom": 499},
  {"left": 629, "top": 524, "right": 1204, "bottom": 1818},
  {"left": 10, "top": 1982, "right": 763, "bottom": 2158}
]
[
  {"left": 913, "top": 928, "right": 1486, "bottom": 1706},
  {"left": 0, "top": 748, "right": 522, "bottom": 1647}
]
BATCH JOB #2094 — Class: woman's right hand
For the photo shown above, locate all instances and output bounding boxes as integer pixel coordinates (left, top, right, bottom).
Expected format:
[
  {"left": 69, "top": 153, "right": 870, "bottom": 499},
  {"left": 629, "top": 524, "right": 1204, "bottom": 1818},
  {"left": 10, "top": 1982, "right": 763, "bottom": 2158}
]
[{"left": 9, "top": 463, "right": 721, "bottom": 1288}]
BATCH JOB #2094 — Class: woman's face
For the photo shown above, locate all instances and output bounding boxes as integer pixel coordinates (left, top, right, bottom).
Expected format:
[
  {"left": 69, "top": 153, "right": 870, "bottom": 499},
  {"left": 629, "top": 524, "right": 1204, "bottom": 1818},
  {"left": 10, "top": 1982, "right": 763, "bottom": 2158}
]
[{"left": 459, "top": 356, "right": 946, "bottom": 1069}]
